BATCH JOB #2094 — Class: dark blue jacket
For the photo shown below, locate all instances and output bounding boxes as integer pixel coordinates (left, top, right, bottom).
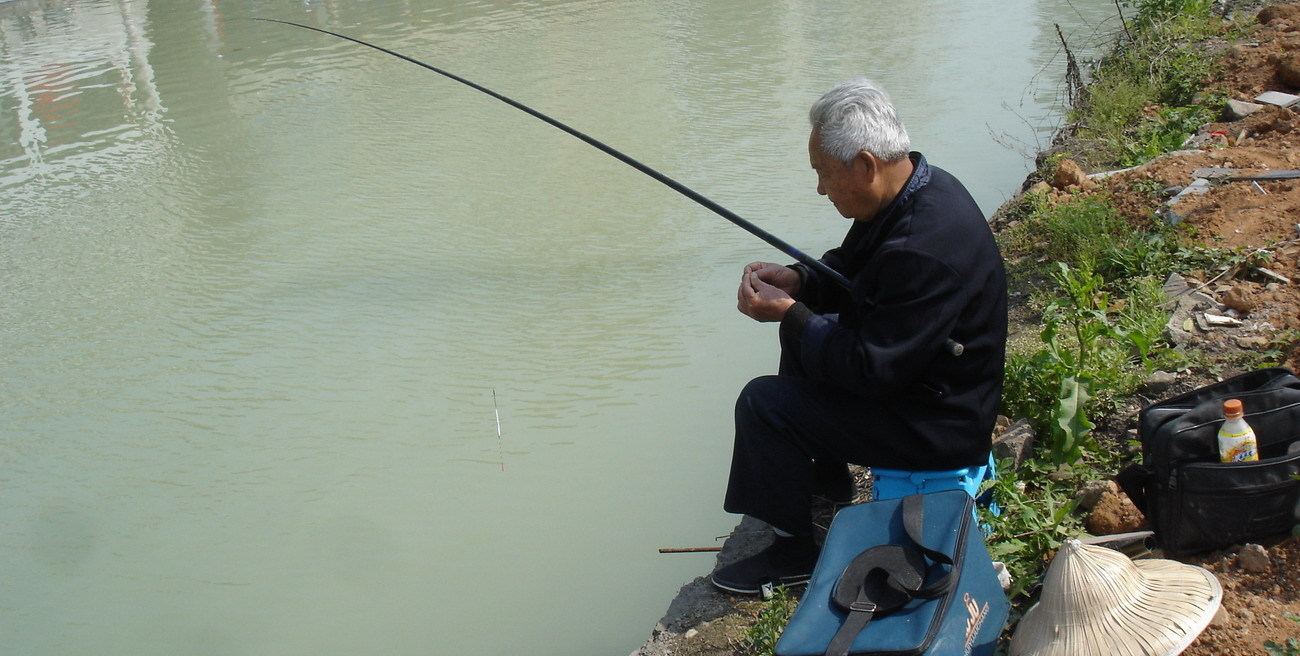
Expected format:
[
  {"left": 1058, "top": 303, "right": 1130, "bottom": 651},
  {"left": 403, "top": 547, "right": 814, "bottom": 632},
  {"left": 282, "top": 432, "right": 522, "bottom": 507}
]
[{"left": 781, "top": 153, "right": 1007, "bottom": 467}]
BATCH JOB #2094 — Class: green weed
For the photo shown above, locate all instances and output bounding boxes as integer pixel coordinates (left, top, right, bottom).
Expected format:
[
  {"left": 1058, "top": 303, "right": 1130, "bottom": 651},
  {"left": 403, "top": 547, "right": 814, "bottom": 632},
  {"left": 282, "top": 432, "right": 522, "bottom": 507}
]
[
  {"left": 980, "top": 459, "right": 1088, "bottom": 602},
  {"left": 1008, "top": 261, "right": 1162, "bottom": 464},
  {"left": 1119, "top": 105, "right": 1215, "bottom": 166},
  {"left": 1067, "top": 0, "right": 1229, "bottom": 166},
  {"left": 738, "top": 587, "right": 798, "bottom": 656}
]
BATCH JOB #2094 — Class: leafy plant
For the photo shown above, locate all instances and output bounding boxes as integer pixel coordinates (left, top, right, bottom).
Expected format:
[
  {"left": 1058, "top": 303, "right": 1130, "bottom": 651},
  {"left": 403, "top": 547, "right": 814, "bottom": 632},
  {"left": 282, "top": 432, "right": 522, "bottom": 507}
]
[
  {"left": 1039, "top": 262, "right": 1127, "bottom": 464},
  {"left": 738, "top": 586, "right": 798, "bottom": 656},
  {"left": 980, "top": 459, "right": 1088, "bottom": 602},
  {"left": 1066, "top": 0, "right": 1229, "bottom": 167},
  {"left": 1119, "top": 105, "right": 1215, "bottom": 166}
]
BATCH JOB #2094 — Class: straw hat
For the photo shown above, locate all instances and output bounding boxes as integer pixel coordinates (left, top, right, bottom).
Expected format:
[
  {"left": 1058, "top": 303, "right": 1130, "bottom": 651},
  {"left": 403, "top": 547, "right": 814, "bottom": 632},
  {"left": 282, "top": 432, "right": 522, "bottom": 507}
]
[{"left": 1010, "top": 539, "right": 1222, "bottom": 656}]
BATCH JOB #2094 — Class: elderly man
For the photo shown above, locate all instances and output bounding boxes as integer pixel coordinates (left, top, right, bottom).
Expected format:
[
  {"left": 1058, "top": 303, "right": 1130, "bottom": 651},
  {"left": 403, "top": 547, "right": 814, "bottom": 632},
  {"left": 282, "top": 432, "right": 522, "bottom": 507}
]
[{"left": 711, "top": 78, "right": 1007, "bottom": 594}]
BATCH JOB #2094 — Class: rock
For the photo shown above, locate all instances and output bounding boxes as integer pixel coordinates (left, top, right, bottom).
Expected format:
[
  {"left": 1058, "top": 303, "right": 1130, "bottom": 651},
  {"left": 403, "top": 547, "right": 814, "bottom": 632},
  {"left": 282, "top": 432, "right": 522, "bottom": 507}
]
[
  {"left": 993, "top": 419, "right": 1035, "bottom": 469},
  {"left": 1224, "top": 98, "right": 1265, "bottom": 120},
  {"left": 1259, "top": 4, "right": 1300, "bottom": 25},
  {"left": 1239, "top": 608, "right": 1256, "bottom": 625},
  {"left": 1235, "top": 335, "right": 1271, "bottom": 349},
  {"left": 1238, "top": 543, "right": 1271, "bottom": 573},
  {"left": 1051, "top": 159, "right": 1087, "bottom": 190},
  {"left": 1222, "top": 285, "right": 1257, "bottom": 312},
  {"left": 1077, "top": 479, "right": 1118, "bottom": 511},
  {"left": 1086, "top": 489, "right": 1147, "bottom": 535},
  {"left": 1143, "top": 371, "right": 1179, "bottom": 395},
  {"left": 1209, "top": 605, "right": 1231, "bottom": 627},
  {"left": 1281, "top": 54, "right": 1300, "bottom": 89},
  {"left": 1026, "top": 180, "right": 1051, "bottom": 195}
]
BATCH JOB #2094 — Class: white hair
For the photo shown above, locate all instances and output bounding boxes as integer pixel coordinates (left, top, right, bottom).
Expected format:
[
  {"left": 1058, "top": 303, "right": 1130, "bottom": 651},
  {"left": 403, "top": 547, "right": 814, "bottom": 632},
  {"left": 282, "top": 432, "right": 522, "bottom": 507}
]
[{"left": 808, "top": 77, "right": 911, "bottom": 164}]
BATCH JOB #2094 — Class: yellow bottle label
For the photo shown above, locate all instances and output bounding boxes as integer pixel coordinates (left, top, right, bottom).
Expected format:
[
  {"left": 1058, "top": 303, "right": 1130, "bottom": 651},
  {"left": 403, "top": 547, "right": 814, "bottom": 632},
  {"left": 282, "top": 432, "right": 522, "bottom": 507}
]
[{"left": 1218, "top": 429, "right": 1259, "bottom": 462}]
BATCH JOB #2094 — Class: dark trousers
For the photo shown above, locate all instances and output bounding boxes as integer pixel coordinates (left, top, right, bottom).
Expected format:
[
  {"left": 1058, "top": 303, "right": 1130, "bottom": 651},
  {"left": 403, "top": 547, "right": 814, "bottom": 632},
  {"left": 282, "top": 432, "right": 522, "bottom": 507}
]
[{"left": 723, "top": 372, "right": 927, "bottom": 536}]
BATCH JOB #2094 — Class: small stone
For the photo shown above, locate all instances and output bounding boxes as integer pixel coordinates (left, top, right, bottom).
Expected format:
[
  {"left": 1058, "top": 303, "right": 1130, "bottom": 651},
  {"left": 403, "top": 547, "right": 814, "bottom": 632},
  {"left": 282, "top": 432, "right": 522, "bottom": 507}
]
[
  {"left": 1051, "top": 159, "right": 1088, "bottom": 190},
  {"left": 1238, "top": 543, "right": 1271, "bottom": 573},
  {"left": 1077, "top": 479, "right": 1118, "bottom": 510},
  {"left": 1209, "top": 605, "right": 1231, "bottom": 627},
  {"left": 993, "top": 419, "right": 1035, "bottom": 469},
  {"left": 1236, "top": 335, "right": 1271, "bottom": 349},
  {"left": 1143, "top": 371, "right": 1179, "bottom": 394},
  {"left": 1162, "top": 271, "right": 1192, "bottom": 299},
  {"left": 1087, "top": 489, "right": 1147, "bottom": 535},
  {"left": 1026, "top": 181, "right": 1051, "bottom": 195},
  {"left": 1224, "top": 98, "right": 1265, "bottom": 120},
  {"left": 1222, "top": 285, "right": 1257, "bottom": 312},
  {"left": 683, "top": 628, "right": 699, "bottom": 640}
]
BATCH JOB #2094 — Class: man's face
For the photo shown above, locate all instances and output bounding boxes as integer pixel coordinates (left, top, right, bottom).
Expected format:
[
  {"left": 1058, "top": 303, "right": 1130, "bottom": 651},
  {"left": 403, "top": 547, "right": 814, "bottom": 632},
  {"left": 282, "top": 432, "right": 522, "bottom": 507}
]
[{"left": 808, "top": 130, "right": 872, "bottom": 221}]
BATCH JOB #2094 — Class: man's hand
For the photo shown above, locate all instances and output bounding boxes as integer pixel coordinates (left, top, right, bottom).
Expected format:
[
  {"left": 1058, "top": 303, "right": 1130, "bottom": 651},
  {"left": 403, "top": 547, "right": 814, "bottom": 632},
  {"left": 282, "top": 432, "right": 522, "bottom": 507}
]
[
  {"left": 743, "top": 262, "right": 801, "bottom": 296},
  {"left": 737, "top": 263, "right": 798, "bottom": 322}
]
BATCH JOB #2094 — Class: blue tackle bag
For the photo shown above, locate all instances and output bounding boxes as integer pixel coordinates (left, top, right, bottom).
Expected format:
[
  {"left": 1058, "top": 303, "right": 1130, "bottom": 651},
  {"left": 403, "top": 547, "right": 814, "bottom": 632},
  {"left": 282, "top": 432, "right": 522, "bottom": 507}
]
[{"left": 775, "top": 490, "right": 1008, "bottom": 656}]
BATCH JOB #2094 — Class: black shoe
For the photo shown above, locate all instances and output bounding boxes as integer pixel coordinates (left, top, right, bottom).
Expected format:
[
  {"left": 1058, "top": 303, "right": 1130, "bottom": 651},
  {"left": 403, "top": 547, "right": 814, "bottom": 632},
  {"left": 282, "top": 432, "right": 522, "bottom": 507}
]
[
  {"left": 813, "top": 460, "right": 856, "bottom": 505},
  {"left": 710, "top": 535, "right": 820, "bottom": 595}
]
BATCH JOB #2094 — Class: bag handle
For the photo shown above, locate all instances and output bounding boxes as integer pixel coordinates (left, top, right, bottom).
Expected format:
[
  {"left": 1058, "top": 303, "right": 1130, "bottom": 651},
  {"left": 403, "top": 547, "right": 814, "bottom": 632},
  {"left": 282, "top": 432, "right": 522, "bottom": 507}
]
[
  {"left": 1114, "top": 463, "right": 1150, "bottom": 513},
  {"left": 824, "top": 494, "right": 962, "bottom": 656}
]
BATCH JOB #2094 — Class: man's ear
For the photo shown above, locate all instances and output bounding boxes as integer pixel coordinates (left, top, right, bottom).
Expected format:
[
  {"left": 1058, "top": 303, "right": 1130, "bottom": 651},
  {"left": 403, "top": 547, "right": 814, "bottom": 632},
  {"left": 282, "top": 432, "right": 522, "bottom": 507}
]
[{"left": 853, "top": 151, "right": 879, "bottom": 181}]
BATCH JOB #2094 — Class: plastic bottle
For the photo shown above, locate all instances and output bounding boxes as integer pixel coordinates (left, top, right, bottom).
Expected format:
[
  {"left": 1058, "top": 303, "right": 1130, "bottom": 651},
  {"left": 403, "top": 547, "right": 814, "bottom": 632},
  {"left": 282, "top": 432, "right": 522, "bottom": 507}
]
[{"left": 1217, "top": 399, "right": 1260, "bottom": 463}]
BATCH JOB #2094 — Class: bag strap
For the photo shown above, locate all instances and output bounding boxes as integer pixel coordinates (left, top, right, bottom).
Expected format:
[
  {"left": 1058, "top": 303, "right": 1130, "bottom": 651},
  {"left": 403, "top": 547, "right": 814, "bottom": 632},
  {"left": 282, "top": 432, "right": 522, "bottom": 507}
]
[
  {"left": 824, "top": 495, "right": 961, "bottom": 656},
  {"left": 901, "top": 494, "right": 956, "bottom": 599}
]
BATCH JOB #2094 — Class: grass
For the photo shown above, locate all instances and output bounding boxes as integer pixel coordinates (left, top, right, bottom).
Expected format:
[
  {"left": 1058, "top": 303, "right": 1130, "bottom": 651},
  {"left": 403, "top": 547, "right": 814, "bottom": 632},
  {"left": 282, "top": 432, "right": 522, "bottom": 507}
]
[{"left": 1063, "top": 0, "right": 1245, "bottom": 168}]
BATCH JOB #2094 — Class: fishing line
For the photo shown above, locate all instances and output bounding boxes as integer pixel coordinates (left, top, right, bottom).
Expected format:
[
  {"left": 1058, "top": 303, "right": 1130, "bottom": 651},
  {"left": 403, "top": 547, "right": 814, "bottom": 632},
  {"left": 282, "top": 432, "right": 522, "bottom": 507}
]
[
  {"left": 251, "top": 18, "right": 963, "bottom": 356},
  {"left": 492, "top": 389, "right": 504, "bottom": 472},
  {"left": 247, "top": 17, "right": 851, "bottom": 290}
]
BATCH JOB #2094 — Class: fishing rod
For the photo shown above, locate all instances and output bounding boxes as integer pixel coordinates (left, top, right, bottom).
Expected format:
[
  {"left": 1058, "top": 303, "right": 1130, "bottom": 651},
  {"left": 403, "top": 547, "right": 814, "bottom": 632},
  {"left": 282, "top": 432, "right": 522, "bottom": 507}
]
[
  {"left": 248, "top": 17, "right": 849, "bottom": 289},
  {"left": 252, "top": 18, "right": 964, "bottom": 356}
]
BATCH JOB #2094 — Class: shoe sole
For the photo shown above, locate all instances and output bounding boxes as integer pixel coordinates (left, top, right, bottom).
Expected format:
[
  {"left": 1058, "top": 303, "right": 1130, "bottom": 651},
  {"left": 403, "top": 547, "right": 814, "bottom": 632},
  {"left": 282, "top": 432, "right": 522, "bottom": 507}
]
[{"left": 710, "top": 573, "right": 811, "bottom": 595}]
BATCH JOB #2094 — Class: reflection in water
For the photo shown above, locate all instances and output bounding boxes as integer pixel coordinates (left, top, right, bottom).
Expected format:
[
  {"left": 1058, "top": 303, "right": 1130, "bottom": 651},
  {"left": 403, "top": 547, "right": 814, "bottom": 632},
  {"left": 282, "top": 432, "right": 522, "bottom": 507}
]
[
  {"left": 0, "top": 1, "right": 1115, "bottom": 654},
  {"left": 0, "top": 0, "right": 165, "bottom": 189}
]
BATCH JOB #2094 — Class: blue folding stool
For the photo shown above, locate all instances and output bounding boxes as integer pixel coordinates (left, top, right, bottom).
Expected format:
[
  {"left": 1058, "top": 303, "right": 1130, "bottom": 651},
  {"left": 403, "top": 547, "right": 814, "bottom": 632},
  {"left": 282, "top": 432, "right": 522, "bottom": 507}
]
[{"left": 870, "top": 452, "right": 999, "bottom": 515}]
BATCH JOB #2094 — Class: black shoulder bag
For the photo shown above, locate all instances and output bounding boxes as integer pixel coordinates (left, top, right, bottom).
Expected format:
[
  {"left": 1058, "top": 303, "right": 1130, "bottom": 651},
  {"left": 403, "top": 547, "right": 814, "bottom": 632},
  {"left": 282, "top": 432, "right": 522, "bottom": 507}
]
[{"left": 1117, "top": 367, "right": 1300, "bottom": 554}]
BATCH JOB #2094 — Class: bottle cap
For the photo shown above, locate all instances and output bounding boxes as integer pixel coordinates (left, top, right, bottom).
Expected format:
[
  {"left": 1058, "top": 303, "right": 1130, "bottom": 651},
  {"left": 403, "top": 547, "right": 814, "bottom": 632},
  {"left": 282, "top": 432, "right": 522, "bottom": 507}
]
[{"left": 1222, "top": 398, "right": 1243, "bottom": 416}]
